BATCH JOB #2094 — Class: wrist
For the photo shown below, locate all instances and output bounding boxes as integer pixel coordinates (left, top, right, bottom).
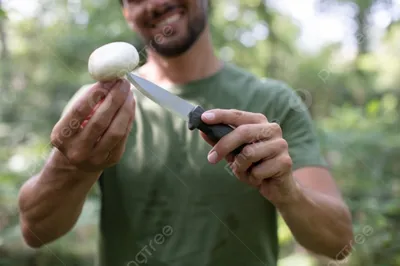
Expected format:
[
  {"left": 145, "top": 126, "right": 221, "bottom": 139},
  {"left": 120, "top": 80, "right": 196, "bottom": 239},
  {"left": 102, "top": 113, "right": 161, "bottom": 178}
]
[
  {"left": 273, "top": 176, "right": 305, "bottom": 211},
  {"left": 47, "top": 148, "right": 77, "bottom": 170},
  {"left": 43, "top": 149, "right": 102, "bottom": 181}
]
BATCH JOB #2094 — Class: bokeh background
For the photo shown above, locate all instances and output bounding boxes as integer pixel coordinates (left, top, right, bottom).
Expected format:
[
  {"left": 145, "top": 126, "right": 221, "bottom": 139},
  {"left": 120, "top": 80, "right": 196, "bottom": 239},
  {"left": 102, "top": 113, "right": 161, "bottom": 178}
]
[{"left": 1, "top": 0, "right": 400, "bottom": 265}]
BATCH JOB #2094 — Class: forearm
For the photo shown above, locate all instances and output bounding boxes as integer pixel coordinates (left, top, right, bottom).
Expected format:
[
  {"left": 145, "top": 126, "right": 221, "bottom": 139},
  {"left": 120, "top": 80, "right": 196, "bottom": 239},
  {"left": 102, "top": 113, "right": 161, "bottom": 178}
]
[
  {"left": 18, "top": 149, "right": 101, "bottom": 248},
  {"left": 276, "top": 181, "right": 354, "bottom": 260}
]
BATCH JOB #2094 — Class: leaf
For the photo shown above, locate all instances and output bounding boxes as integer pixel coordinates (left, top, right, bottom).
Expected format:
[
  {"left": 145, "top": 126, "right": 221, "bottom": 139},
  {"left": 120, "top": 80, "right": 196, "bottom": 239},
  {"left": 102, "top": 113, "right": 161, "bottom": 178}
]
[
  {"left": 0, "top": 8, "right": 7, "bottom": 19},
  {"left": 366, "top": 99, "right": 380, "bottom": 116}
]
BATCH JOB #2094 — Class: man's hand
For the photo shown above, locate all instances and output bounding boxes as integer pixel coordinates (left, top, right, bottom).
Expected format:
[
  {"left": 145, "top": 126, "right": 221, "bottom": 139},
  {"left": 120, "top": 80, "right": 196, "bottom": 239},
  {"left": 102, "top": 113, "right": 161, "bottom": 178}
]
[
  {"left": 200, "top": 109, "right": 299, "bottom": 206},
  {"left": 200, "top": 108, "right": 354, "bottom": 260},
  {"left": 50, "top": 79, "right": 135, "bottom": 173}
]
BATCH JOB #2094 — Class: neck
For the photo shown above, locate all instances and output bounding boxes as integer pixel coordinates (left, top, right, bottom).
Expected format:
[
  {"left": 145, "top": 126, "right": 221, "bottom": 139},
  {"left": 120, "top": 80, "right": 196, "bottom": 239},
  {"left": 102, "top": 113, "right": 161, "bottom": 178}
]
[{"left": 140, "top": 26, "right": 222, "bottom": 85}]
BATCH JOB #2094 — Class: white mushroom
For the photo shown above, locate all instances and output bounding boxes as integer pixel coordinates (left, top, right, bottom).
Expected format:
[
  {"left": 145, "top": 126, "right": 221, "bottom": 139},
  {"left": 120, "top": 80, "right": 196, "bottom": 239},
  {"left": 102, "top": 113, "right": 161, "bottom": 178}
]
[{"left": 88, "top": 42, "right": 140, "bottom": 82}]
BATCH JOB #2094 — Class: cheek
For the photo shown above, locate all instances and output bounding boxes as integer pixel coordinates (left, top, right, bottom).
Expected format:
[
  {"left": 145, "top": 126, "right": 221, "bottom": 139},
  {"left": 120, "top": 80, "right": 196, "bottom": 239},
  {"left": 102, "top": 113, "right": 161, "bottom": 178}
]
[
  {"left": 126, "top": 17, "right": 150, "bottom": 37},
  {"left": 126, "top": 15, "right": 139, "bottom": 29},
  {"left": 124, "top": 9, "right": 142, "bottom": 29},
  {"left": 192, "top": 0, "right": 207, "bottom": 13}
]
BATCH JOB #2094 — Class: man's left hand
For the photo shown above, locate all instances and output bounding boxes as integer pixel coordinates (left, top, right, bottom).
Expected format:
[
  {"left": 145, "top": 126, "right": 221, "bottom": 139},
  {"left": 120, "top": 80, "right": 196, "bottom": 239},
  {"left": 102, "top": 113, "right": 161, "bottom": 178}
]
[{"left": 200, "top": 109, "right": 300, "bottom": 206}]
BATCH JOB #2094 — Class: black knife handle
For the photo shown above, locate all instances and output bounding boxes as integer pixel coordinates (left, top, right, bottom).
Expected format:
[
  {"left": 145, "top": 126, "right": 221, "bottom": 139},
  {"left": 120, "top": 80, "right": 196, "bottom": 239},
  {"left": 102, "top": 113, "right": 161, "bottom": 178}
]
[{"left": 188, "top": 106, "right": 246, "bottom": 155}]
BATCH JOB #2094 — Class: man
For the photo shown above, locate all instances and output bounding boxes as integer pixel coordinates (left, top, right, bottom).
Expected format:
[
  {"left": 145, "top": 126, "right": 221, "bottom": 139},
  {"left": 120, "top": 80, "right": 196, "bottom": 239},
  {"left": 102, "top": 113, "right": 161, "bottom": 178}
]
[{"left": 18, "top": 0, "right": 354, "bottom": 265}]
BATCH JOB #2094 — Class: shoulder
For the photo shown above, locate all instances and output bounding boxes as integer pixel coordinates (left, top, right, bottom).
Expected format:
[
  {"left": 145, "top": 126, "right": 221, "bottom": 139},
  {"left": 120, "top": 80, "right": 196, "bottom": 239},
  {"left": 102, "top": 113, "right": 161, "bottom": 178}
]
[
  {"left": 61, "top": 83, "right": 93, "bottom": 117},
  {"left": 223, "top": 63, "right": 304, "bottom": 118},
  {"left": 260, "top": 78, "right": 307, "bottom": 113},
  {"left": 224, "top": 63, "right": 296, "bottom": 98}
]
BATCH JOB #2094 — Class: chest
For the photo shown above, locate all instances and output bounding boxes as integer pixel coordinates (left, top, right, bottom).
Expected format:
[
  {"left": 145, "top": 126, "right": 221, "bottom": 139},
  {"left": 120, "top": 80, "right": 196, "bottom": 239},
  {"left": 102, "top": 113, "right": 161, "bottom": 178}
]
[{"left": 114, "top": 93, "right": 254, "bottom": 201}]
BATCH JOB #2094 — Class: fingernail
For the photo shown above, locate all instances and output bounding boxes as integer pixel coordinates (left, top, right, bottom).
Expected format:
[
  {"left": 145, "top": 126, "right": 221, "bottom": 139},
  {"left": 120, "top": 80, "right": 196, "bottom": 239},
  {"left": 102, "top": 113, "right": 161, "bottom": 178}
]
[
  {"left": 207, "top": 150, "right": 218, "bottom": 164},
  {"left": 102, "top": 80, "right": 118, "bottom": 90},
  {"left": 202, "top": 112, "right": 215, "bottom": 120},
  {"left": 120, "top": 79, "right": 131, "bottom": 93}
]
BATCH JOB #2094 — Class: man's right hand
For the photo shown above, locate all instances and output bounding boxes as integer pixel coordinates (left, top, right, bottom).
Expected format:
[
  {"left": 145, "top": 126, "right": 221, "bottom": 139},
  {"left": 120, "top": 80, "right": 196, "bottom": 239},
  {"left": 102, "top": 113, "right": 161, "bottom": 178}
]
[{"left": 50, "top": 78, "right": 135, "bottom": 173}]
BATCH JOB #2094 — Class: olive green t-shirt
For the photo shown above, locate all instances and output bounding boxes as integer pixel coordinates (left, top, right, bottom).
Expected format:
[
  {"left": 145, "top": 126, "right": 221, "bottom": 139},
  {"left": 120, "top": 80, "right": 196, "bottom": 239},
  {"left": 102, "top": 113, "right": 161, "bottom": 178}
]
[{"left": 70, "top": 63, "right": 327, "bottom": 266}]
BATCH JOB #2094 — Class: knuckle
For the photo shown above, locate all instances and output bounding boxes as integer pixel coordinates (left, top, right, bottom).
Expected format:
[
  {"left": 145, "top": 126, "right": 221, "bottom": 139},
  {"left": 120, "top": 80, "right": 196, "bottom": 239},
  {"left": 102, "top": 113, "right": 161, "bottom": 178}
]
[
  {"left": 241, "top": 145, "right": 255, "bottom": 158},
  {"left": 236, "top": 125, "right": 250, "bottom": 138},
  {"left": 255, "top": 112, "right": 267, "bottom": 122},
  {"left": 276, "top": 138, "right": 288, "bottom": 150},
  {"left": 270, "top": 123, "right": 282, "bottom": 135},
  {"left": 250, "top": 171, "right": 263, "bottom": 180},
  {"left": 90, "top": 88, "right": 107, "bottom": 103},
  {"left": 108, "top": 130, "right": 125, "bottom": 141},
  {"left": 50, "top": 132, "right": 61, "bottom": 148},
  {"left": 279, "top": 154, "right": 293, "bottom": 169},
  {"left": 108, "top": 94, "right": 124, "bottom": 108},
  {"left": 67, "top": 150, "right": 84, "bottom": 165},
  {"left": 91, "top": 119, "right": 109, "bottom": 131},
  {"left": 258, "top": 126, "right": 272, "bottom": 140},
  {"left": 229, "top": 109, "right": 243, "bottom": 118},
  {"left": 72, "top": 105, "right": 86, "bottom": 118}
]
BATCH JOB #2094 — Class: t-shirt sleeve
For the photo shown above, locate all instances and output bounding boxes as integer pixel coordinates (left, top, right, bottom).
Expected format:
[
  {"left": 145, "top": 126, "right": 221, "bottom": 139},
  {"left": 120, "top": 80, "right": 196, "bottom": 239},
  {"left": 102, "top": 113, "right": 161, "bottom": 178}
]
[
  {"left": 61, "top": 84, "right": 93, "bottom": 118},
  {"left": 272, "top": 85, "right": 329, "bottom": 171}
]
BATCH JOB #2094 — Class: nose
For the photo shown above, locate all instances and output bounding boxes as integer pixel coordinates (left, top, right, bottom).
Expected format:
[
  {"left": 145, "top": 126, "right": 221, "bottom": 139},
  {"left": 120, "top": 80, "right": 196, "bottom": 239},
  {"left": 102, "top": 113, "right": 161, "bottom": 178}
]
[{"left": 146, "top": 0, "right": 173, "bottom": 17}]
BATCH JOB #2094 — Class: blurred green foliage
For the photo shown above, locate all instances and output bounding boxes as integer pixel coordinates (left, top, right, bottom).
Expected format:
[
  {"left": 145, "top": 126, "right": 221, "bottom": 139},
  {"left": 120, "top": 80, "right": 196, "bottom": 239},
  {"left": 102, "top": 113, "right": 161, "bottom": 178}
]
[{"left": 0, "top": 0, "right": 399, "bottom": 265}]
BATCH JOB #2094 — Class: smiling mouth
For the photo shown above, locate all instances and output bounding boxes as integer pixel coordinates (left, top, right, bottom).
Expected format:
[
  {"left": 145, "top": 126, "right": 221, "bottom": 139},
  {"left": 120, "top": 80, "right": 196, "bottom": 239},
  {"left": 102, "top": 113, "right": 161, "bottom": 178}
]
[
  {"left": 155, "top": 13, "right": 181, "bottom": 28},
  {"left": 150, "top": 8, "right": 185, "bottom": 29}
]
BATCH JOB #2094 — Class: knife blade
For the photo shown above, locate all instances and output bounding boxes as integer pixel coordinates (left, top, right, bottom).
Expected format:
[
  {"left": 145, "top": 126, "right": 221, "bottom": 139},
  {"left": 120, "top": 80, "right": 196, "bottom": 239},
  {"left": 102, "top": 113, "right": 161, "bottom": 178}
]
[
  {"left": 126, "top": 72, "right": 245, "bottom": 155},
  {"left": 126, "top": 72, "right": 194, "bottom": 121}
]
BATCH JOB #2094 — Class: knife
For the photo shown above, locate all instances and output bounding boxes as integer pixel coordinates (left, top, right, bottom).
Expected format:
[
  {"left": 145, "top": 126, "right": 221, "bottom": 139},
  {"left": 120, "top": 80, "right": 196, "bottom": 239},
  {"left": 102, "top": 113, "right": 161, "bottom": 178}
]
[{"left": 126, "top": 72, "right": 246, "bottom": 156}]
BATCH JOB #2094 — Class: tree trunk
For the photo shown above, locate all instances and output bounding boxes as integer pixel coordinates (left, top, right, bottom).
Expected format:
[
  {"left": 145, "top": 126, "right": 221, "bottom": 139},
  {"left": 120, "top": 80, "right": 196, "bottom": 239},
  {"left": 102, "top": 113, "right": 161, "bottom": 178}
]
[
  {"left": 0, "top": 0, "right": 10, "bottom": 92},
  {"left": 352, "top": 0, "right": 373, "bottom": 105}
]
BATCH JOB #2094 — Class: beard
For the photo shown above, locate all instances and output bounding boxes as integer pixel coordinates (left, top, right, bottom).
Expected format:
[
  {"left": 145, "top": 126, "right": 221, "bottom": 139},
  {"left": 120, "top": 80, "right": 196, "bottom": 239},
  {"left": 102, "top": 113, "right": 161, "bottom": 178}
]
[
  {"left": 141, "top": 1, "right": 208, "bottom": 57},
  {"left": 148, "top": 20, "right": 206, "bottom": 57}
]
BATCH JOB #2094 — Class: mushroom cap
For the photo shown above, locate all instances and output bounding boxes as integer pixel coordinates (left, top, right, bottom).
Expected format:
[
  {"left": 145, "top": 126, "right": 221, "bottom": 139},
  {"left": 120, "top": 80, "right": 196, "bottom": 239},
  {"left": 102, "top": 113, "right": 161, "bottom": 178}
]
[{"left": 88, "top": 42, "right": 140, "bottom": 82}]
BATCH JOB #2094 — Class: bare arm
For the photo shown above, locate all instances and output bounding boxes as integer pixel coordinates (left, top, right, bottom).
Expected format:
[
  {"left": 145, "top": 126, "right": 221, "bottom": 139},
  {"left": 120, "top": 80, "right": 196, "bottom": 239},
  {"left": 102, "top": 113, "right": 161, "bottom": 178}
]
[
  {"left": 18, "top": 79, "right": 135, "bottom": 248},
  {"left": 277, "top": 167, "right": 354, "bottom": 260},
  {"left": 198, "top": 107, "right": 354, "bottom": 260},
  {"left": 18, "top": 149, "right": 101, "bottom": 248}
]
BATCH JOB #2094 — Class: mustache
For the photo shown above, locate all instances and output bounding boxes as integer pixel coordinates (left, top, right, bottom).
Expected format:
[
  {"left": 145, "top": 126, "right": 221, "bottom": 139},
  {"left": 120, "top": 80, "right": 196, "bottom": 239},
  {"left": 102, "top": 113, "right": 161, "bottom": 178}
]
[{"left": 151, "top": 4, "right": 179, "bottom": 19}]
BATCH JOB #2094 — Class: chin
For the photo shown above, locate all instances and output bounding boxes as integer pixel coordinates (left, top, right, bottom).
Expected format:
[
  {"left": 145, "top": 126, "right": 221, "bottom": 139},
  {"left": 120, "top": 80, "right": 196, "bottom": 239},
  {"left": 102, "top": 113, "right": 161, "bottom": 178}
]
[
  {"left": 147, "top": 32, "right": 200, "bottom": 57},
  {"left": 140, "top": 12, "right": 207, "bottom": 57}
]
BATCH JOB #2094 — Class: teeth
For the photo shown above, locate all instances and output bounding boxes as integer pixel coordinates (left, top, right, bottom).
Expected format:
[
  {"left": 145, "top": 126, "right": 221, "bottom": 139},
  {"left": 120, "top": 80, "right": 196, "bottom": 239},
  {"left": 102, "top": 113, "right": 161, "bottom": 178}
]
[{"left": 157, "top": 14, "right": 180, "bottom": 27}]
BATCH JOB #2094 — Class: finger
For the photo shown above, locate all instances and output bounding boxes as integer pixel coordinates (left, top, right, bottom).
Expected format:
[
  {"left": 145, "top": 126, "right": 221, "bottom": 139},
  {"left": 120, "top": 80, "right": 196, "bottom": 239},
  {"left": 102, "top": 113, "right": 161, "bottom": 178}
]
[
  {"left": 229, "top": 162, "right": 261, "bottom": 187},
  {"left": 81, "top": 79, "right": 131, "bottom": 147},
  {"left": 93, "top": 90, "right": 135, "bottom": 156},
  {"left": 249, "top": 154, "right": 293, "bottom": 181},
  {"left": 200, "top": 131, "right": 236, "bottom": 162},
  {"left": 105, "top": 108, "right": 135, "bottom": 166},
  {"left": 207, "top": 123, "right": 281, "bottom": 164},
  {"left": 233, "top": 138, "right": 289, "bottom": 173},
  {"left": 51, "top": 81, "right": 117, "bottom": 148},
  {"left": 106, "top": 125, "right": 132, "bottom": 165},
  {"left": 201, "top": 109, "right": 268, "bottom": 127}
]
